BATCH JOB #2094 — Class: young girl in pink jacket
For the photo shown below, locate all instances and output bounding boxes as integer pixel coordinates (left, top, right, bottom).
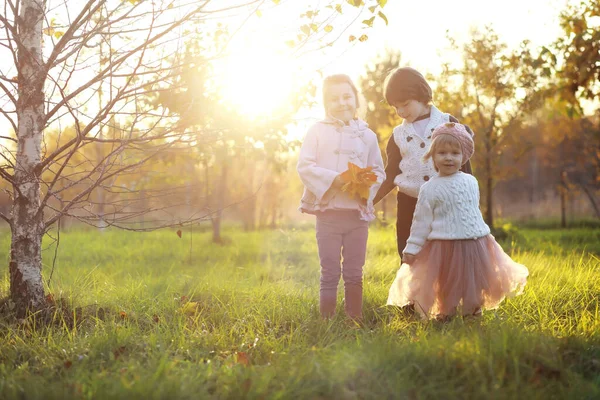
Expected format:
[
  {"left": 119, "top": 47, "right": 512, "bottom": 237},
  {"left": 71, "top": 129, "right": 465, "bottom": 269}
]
[{"left": 297, "top": 74, "right": 385, "bottom": 320}]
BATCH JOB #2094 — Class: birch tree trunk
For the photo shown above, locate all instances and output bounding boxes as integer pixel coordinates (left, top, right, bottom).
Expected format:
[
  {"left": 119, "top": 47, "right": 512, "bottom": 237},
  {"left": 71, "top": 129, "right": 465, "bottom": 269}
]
[{"left": 10, "top": 0, "right": 46, "bottom": 314}]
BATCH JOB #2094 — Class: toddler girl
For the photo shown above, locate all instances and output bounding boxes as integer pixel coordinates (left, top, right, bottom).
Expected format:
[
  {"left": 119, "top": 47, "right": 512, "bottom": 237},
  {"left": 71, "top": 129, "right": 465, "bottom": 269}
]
[{"left": 387, "top": 122, "right": 528, "bottom": 319}]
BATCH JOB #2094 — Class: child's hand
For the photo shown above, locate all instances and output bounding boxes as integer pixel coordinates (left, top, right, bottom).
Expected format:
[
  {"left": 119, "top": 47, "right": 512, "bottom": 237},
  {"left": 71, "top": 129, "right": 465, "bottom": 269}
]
[
  {"left": 402, "top": 253, "right": 416, "bottom": 264},
  {"left": 331, "top": 174, "right": 345, "bottom": 190}
]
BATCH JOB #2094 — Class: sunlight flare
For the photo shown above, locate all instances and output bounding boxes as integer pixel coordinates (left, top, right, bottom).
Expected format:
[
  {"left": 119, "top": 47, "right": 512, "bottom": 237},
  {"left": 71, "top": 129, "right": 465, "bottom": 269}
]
[{"left": 218, "top": 48, "right": 297, "bottom": 118}]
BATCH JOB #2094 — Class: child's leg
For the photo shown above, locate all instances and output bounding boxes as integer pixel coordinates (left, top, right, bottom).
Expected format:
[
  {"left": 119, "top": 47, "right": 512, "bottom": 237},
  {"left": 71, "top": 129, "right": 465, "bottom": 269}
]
[
  {"left": 395, "top": 192, "right": 417, "bottom": 259},
  {"left": 341, "top": 220, "right": 369, "bottom": 319},
  {"left": 316, "top": 213, "right": 344, "bottom": 318}
]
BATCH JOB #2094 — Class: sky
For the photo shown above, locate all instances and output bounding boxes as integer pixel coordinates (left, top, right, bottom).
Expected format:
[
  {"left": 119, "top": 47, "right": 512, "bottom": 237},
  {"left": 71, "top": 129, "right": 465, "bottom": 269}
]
[
  {"left": 212, "top": 0, "right": 572, "bottom": 120},
  {"left": 212, "top": 0, "right": 571, "bottom": 139},
  {"left": 0, "top": 0, "right": 575, "bottom": 139},
  {"left": 324, "top": 0, "right": 568, "bottom": 78}
]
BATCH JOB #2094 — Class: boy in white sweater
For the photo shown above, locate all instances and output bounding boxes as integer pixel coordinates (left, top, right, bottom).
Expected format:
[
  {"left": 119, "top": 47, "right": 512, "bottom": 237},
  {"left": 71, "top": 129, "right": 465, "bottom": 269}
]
[{"left": 373, "top": 67, "right": 473, "bottom": 261}]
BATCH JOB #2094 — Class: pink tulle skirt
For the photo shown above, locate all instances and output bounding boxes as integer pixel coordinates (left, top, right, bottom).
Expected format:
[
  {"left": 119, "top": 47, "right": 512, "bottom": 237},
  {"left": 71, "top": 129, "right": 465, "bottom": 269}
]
[{"left": 387, "top": 235, "right": 528, "bottom": 319}]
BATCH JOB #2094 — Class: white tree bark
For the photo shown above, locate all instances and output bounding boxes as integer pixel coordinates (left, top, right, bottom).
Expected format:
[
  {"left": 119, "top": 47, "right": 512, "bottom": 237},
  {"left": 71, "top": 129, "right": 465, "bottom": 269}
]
[{"left": 10, "top": 0, "right": 47, "bottom": 313}]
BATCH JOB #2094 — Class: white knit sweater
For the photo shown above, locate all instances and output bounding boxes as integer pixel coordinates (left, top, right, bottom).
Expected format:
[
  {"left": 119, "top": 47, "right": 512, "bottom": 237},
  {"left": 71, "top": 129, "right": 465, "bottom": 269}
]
[{"left": 403, "top": 172, "right": 491, "bottom": 256}]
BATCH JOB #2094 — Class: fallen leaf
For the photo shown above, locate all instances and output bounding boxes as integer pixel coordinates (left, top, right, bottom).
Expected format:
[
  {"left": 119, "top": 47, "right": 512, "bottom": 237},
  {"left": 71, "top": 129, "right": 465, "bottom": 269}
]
[
  {"left": 236, "top": 351, "right": 249, "bottom": 366},
  {"left": 113, "top": 346, "right": 127, "bottom": 360},
  {"left": 64, "top": 360, "right": 72, "bottom": 369},
  {"left": 119, "top": 311, "right": 127, "bottom": 320},
  {"left": 152, "top": 314, "right": 160, "bottom": 323},
  {"left": 176, "top": 229, "right": 182, "bottom": 238}
]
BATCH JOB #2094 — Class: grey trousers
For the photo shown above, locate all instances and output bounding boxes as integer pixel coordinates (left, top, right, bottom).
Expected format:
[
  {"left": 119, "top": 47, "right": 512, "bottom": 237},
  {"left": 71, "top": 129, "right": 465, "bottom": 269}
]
[{"left": 315, "top": 210, "right": 369, "bottom": 319}]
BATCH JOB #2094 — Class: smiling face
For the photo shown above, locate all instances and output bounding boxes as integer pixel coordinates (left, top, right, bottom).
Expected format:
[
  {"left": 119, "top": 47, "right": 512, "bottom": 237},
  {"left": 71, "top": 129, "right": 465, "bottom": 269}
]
[
  {"left": 323, "top": 82, "right": 357, "bottom": 123},
  {"left": 432, "top": 137, "right": 463, "bottom": 177},
  {"left": 391, "top": 99, "right": 430, "bottom": 123}
]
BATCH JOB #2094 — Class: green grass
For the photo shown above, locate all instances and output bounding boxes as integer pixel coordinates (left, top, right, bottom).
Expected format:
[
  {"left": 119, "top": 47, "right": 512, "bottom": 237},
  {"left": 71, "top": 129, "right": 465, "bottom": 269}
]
[{"left": 0, "top": 224, "right": 599, "bottom": 399}]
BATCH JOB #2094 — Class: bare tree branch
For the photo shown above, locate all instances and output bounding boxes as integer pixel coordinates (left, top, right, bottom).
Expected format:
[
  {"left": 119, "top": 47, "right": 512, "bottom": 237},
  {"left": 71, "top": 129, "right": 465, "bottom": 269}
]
[{"left": 0, "top": 210, "right": 11, "bottom": 225}]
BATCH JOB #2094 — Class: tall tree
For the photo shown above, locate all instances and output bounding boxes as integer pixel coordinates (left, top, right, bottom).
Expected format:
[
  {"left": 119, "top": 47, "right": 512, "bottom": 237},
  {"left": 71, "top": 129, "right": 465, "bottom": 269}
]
[
  {"left": 432, "top": 27, "right": 545, "bottom": 227},
  {"left": 0, "top": 0, "right": 388, "bottom": 314},
  {"left": 544, "top": 0, "right": 600, "bottom": 225},
  {"left": 552, "top": 0, "right": 600, "bottom": 105}
]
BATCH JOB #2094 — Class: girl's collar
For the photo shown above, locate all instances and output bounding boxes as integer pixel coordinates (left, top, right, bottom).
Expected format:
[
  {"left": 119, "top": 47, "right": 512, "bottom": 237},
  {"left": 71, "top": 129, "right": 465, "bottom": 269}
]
[{"left": 322, "top": 115, "right": 369, "bottom": 130}]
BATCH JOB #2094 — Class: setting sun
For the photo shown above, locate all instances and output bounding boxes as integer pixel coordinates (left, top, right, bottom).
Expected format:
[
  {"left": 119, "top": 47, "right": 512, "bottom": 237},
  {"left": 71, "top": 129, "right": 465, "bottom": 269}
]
[{"left": 217, "top": 48, "right": 298, "bottom": 118}]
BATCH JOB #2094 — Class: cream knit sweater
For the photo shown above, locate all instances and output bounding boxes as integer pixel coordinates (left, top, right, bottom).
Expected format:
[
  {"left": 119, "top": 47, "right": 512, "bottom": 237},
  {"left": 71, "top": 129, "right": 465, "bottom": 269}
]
[{"left": 404, "top": 172, "right": 491, "bottom": 256}]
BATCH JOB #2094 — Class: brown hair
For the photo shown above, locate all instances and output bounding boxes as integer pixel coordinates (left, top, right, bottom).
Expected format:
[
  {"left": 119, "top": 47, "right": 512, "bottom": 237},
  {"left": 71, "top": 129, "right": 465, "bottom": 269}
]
[
  {"left": 423, "top": 134, "right": 462, "bottom": 171},
  {"left": 322, "top": 74, "right": 360, "bottom": 113},
  {"left": 383, "top": 67, "right": 432, "bottom": 105}
]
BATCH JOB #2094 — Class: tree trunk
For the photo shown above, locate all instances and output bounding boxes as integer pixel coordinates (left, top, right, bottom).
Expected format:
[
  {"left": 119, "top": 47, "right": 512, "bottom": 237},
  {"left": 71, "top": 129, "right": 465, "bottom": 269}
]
[
  {"left": 10, "top": 0, "right": 47, "bottom": 315},
  {"left": 244, "top": 162, "right": 256, "bottom": 231},
  {"left": 580, "top": 184, "right": 600, "bottom": 218},
  {"left": 485, "top": 143, "right": 494, "bottom": 228},
  {"left": 212, "top": 162, "right": 228, "bottom": 243},
  {"left": 560, "top": 170, "right": 567, "bottom": 228}
]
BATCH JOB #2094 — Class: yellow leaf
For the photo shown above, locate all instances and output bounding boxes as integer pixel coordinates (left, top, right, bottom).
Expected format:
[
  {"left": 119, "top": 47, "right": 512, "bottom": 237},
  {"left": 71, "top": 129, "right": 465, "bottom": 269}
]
[
  {"left": 43, "top": 27, "right": 56, "bottom": 36},
  {"left": 362, "top": 16, "right": 375, "bottom": 27},
  {"left": 340, "top": 162, "right": 378, "bottom": 200},
  {"left": 358, "top": 34, "right": 368, "bottom": 42},
  {"left": 324, "top": 25, "right": 333, "bottom": 33},
  {"left": 349, "top": 35, "right": 356, "bottom": 42},
  {"left": 181, "top": 301, "right": 199, "bottom": 315}
]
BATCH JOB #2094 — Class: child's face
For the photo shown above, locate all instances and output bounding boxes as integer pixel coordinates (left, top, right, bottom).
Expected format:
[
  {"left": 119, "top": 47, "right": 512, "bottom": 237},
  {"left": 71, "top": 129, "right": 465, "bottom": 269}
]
[
  {"left": 433, "top": 142, "right": 462, "bottom": 177},
  {"left": 324, "top": 83, "right": 357, "bottom": 123},
  {"left": 392, "top": 100, "right": 429, "bottom": 123}
]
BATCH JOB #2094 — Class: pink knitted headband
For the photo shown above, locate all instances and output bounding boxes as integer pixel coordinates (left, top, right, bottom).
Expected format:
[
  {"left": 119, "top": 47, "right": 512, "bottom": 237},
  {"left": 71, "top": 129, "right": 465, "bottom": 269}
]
[{"left": 431, "top": 122, "right": 474, "bottom": 165}]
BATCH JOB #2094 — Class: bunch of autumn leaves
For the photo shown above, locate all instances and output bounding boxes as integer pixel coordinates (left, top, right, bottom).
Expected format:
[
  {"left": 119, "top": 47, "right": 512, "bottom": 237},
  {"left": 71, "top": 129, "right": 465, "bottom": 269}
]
[{"left": 339, "top": 162, "right": 378, "bottom": 201}]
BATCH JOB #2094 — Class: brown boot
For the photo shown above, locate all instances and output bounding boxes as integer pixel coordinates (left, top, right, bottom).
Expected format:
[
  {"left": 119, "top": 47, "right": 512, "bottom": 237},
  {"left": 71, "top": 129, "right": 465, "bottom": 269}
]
[
  {"left": 320, "top": 292, "right": 337, "bottom": 319},
  {"left": 344, "top": 285, "right": 363, "bottom": 320}
]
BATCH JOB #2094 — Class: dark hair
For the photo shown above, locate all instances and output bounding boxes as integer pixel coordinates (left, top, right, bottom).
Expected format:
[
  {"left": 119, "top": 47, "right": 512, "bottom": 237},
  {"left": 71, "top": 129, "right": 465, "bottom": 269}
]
[
  {"left": 383, "top": 67, "right": 432, "bottom": 105},
  {"left": 322, "top": 74, "right": 360, "bottom": 112}
]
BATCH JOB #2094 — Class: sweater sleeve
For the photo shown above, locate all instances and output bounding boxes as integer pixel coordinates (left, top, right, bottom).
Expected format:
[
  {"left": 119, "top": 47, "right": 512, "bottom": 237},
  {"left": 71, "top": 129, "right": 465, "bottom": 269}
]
[
  {"left": 449, "top": 115, "right": 474, "bottom": 175},
  {"left": 403, "top": 184, "right": 434, "bottom": 256},
  {"left": 373, "top": 134, "right": 401, "bottom": 205},
  {"left": 366, "top": 135, "right": 386, "bottom": 204},
  {"left": 296, "top": 126, "right": 340, "bottom": 202}
]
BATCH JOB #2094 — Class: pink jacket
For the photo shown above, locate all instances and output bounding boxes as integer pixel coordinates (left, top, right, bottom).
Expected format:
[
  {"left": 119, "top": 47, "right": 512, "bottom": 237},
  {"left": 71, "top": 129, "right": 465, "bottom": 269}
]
[{"left": 297, "top": 118, "right": 385, "bottom": 221}]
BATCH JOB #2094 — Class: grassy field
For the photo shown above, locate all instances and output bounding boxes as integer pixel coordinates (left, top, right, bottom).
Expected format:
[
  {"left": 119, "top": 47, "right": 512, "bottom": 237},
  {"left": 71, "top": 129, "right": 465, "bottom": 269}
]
[{"left": 0, "top": 224, "right": 599, "bottom": 399}]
